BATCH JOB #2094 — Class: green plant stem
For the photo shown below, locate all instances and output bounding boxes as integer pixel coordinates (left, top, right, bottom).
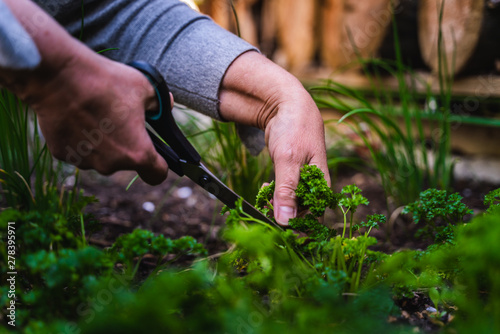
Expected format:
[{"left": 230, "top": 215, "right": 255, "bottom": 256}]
[
  {"left": 349, "top": 211, "right": 354, "bottom": 239},
  {"left": 354, "top": 247, "right": 366, "bottom": 292},
  {"left": 229, "top": 0, "right": 241, "bottom": 38},
  {"left": 340, "top": 207, "right": 347, "bottom": 239},
  {"left": 131, "top": 258, "right": 142, "bottom": 279},
  {"left": 96, "top": 48, "right": 119, "bottom": 54},
  {"left": 79, "top": 0, "right": 84, "bottom": 41},
  {"left": 80, "top": 213, "right": 86, "bottom": 246},
  {"left": 341, "top": 208, "right": 348, "bottom": 239}
]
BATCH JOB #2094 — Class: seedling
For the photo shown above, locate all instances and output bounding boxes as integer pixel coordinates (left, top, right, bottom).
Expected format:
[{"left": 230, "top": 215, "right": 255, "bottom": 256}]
[
  {"left": 353, "top": 214, "right": 387, "bottom": 237},
  {"left": 484, "top": 188, "right": 500, "bottom": 214},
  {"left": 402, "top": 189, "right": 473, "bottom": 241},
  {"left": 109, "top": 229, "right": 207, "bottom": 278},
  {"left": 338, "top": 184, "right": 370, "bottom": 238}
]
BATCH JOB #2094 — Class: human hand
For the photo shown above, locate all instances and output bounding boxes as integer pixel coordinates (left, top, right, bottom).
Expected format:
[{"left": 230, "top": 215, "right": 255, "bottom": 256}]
[
  {"left": 0, "top": 0, "right": 169, "bottom": 185},
  {"left": 219, "top": 51, "right": 330, "bottom": 225},
  {"left": 32, "top": 54, "right": 169, "bottom": 185},
  {"left": 263, "top": 90, "right": 330, "bottom": 225}
]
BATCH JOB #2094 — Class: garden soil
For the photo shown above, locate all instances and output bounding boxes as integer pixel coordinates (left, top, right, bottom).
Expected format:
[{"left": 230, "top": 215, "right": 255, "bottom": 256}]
[
  {"left": 79, "top": 167, "right": 499, "bottom": 332},
  {"left": 80, "top": 167, "right": 497, "bottom": 253}
]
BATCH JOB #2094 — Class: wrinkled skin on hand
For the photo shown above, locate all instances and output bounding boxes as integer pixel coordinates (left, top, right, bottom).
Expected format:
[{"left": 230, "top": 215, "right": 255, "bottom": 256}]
[
  {"left": 32, "top": 55, "right": 169, "bottom": 185},
  {"left": 219, "top": 51, "right": 330, "bottom": 225}
]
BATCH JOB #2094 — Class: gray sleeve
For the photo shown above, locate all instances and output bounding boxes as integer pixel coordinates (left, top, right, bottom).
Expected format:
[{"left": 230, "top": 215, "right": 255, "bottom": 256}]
[
  {"left": 0, "top": 0, "right": 41, "bottom": 69},
  {"left": 46, "top": 0, "right": 259, "bottom": 121}
]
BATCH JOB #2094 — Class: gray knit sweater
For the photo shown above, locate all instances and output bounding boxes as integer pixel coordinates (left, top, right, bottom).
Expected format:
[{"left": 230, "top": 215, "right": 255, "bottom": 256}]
[
  {"left": 0, "top": 0, "right": 266, "bottom": 153},
  {"left": 1, "top": 0, "right": 259, "bottom": 120}
]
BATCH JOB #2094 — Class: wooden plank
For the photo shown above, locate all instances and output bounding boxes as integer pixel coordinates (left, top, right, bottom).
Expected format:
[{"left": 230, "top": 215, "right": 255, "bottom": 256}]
[
  {"left": 234, "top": 0, "right": 259, "bottom": 46},
  {"left": 274, "top": 0, "right": 316, "bottom": 72},
  {"left": 418, "top": 0, "right": 484, "bottom": 76},
  {"left": 321, "top": 0, "right": 394, "bottom": 70},
  {"left": 302, "top": 70, "right": 500, "bottom": 99}
]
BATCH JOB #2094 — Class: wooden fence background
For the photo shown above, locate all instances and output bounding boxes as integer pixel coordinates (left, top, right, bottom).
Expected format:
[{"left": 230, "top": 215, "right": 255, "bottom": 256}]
[{"left": 197, "top": 0, "right": 500, "bottom": 79}]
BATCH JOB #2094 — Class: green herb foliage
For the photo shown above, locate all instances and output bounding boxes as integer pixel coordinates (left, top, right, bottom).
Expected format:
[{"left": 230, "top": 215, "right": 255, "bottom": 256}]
[
  {"left": 241, "top": 165, "right": 384, "bottom": 294},
  {"left": 338, "top": 184, "right": 370, "bottom": 238},
  {"left": 0, "top": 208, "right": 112, "bottom": 327},
  {"left": 76, "top": 166, "right": 405, "bottom": 333},
  {"left": 373, "top": 208, "right": 500, "bottom": 333},
  {"left": 402, "top": 188, "right": 473, "bottom": 240},
  {"left": 294, "top": 164, "right": 336, "bottom": 217},
  {"left": 255, "top": 180, "right": 275, "bottom": 219},
  {"left": 353, "top": 213, "right": 387, "bottom": 236},
  {"left": 109, "top": 229, "right": 207, "bottom": 278},
  {"left": 0, "top": 89, "right": 84, "bottom": 214},
  {"left": 484, "top": 188, "right": 500, "bottom": 214},
  {"left": 0, "top": 205, "right": 207, "bottom": 330}
]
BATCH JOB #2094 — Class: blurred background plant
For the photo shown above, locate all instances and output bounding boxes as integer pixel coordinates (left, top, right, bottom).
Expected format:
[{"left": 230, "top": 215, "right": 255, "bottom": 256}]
[
  {"left": 176, "top": 107, "right": 273, "bottom": 205},
  {"left": 0, "top": 88, "right": 85, "bottom": 215},
  {"left": 311, "top": 16, "right": 454, "bottom": 209}
]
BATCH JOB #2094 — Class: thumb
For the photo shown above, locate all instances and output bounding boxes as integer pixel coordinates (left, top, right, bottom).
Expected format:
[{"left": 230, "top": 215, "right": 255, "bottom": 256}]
[
  {"left": 135, "top": 140, "right": 169, "bottom": 186},
  {"left": 136, "top": 92, "right": 173, "bottom": 185},
  {"left": 137, "top": 154, "right": 169, "bottom": 186},
  {"left": 273, "top": 159, "right": 300, "bottom": 226}
]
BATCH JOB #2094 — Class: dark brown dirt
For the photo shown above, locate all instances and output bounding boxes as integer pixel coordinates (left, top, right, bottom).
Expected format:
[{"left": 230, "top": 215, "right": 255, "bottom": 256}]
[
  {"left": 81, "top": 165, "right": 497, "bottom": 254},
  {"left": 80, "top": 169, "right": 229, "bottom": 254},
  {"left": 79, "top": 165, "right": 499, "bottom": 332}
]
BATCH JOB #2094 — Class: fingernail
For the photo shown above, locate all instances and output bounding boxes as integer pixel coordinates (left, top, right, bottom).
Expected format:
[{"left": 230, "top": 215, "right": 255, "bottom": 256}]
[{"left": 277, "top": 206, "right": 295, "bottom": 225}]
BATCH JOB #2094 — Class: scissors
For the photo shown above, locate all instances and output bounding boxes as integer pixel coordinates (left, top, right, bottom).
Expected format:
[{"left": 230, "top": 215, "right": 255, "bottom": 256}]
[{"left": 128, "top": 61, "right": 280, "bottom": 228}]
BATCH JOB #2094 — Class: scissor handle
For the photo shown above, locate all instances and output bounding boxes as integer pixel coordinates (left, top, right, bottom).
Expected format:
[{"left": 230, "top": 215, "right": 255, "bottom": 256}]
[{"left": 128, "top": 61, "right": 201, "bottom": 168}]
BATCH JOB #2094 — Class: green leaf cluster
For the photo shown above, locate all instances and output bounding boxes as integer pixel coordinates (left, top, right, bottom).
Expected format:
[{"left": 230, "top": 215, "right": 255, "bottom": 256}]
[
  {"left": 255, "top": 180, "right": 275, "bottom": 219},
  {"left": 339, "top": 184, "right": 369, "bottom": 213},
  {"left": 79, "top": 223, "right": 403, "bottom": 334},
  {"left": 0, "top": 209, "right": 112, "bottom": 326},
  {"left": 337, "top": 184, "right": 371, "bottom": 238},
  {"left": 402, "top": 188, "right": 473, "bottom": 240},
  {"left": 109, "top": 229, "right": 207, "bottom": 275},
  {"left": 353, "top": 214, "right": 386, "bottom": 236},
  {"left": 373, "top": 209, "right": 500, "bottom": 333},
  {"left": 484, "top": 188, "right": 500, "bottom": 214},
  {"left": 0, "top": 205, "right": 207, "bottom": 329},
  {"left": 255, "top": 165, "right": 336, "bottom": 241},
  {"left": 289, "top": 214, "right": 330, "bottom": 241},
  {"left": 224, "top": 165, "right": 387, "bottom": 298},
  {"left": 295, "top": 164, "right": 336, "bottom": 216}
]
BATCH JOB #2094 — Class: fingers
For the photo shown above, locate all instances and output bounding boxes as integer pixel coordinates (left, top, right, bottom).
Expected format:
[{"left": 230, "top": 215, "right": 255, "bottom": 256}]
[
  {"left": 272, "top": 153, "right": 330, "bottom": 226},
  {"left": 135, "top": 92, "right": 173, "bottom": 185},
  {"left": 135, "top": 145, "right": 169, "bottom": 185},
  {"left": 136, "top": 88, "right": 172, "bottom": 185},
  {"left": 268, "top": 116, "right": 330, "bottom": 226},
  {"left": 272, "top": 150, "right": 300, "bottom": 226}
]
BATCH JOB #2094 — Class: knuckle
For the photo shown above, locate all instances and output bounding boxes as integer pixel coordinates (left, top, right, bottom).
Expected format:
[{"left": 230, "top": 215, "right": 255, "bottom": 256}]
[
  {"left": 275, "top": 182, "right": 297, "bottom": 200},
  {"left": 94, "top": 163, "right": 116, "bottom": 176},
  {"left": 274, "top": 145, "right": 298, "bottom": 164},
  {"left": 130, "top": 149, "right": 154, "bottom": 168}
]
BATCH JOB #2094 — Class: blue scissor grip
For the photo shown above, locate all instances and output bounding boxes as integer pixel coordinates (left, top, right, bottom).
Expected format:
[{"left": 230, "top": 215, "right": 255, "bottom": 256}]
[{"left": 128, "top": 61, "right": 201, "bottom": 166}]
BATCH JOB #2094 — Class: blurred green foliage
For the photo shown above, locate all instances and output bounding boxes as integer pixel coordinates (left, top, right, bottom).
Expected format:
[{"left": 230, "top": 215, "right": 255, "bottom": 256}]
[{"left": 2, "top": 80, "right": 500, "bottom": 333}]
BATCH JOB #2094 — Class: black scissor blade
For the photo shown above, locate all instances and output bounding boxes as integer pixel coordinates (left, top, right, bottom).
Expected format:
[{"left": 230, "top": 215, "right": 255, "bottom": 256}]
[{"left": 180, "top": 161, "right": 280, "bottom": 228}]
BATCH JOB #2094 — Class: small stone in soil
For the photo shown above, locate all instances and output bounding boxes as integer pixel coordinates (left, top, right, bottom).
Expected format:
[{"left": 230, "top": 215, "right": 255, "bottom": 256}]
[
  {"left": 176, "top": 186, "right": 193, "bottom": 199},
  {"left": 142, "top": 201, "right": 155, "bottom": 212}
]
